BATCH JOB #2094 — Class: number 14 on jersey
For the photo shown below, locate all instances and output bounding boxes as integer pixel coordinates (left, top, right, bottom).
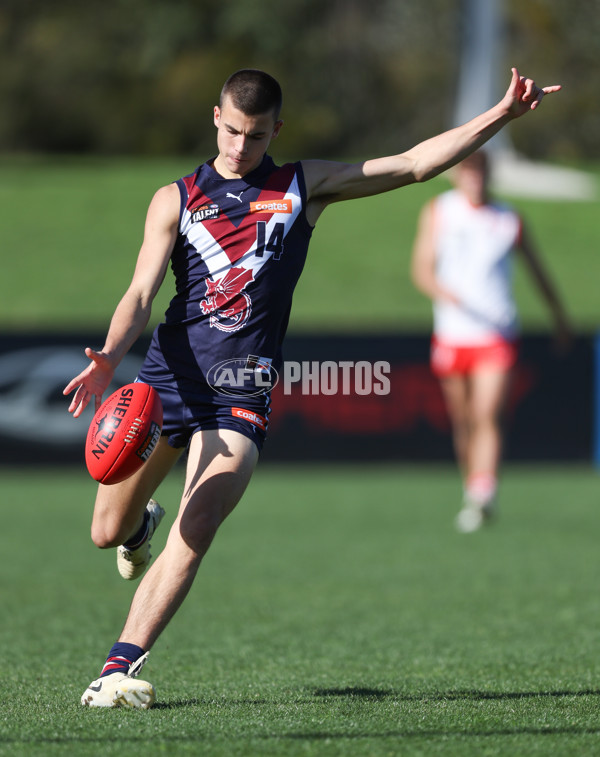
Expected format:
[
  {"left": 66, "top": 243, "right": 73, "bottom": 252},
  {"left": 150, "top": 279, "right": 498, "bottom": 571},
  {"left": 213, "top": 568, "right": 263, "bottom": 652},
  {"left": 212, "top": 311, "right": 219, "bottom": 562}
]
[{"left": 255, "top": 222, "right": 285, "bottom": 260}]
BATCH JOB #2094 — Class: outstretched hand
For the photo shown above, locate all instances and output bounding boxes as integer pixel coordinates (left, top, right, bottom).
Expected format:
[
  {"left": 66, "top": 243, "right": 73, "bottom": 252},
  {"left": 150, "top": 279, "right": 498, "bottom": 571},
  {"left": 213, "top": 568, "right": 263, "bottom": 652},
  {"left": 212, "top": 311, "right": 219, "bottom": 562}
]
[
  {"left": 63, "top": 347, "right": 115, "bottom": 418},
  {"left": 503, "top": 67, "right": 561, "bottom": 118}
]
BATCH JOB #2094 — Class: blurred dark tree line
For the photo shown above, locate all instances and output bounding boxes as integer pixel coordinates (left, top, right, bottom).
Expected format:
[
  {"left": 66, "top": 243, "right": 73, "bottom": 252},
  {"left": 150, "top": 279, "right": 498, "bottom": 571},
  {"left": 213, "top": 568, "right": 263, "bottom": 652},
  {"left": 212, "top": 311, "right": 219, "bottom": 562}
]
[{"left": 1, "top": 0, "right": 598, "bottom": 161}]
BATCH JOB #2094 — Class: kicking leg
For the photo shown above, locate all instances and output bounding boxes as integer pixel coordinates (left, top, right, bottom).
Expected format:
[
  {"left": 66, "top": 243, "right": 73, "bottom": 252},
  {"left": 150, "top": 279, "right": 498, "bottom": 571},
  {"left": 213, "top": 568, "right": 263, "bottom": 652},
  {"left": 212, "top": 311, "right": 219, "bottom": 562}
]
[
  {"left": 90, "top": 436, "right": 184, "bottom": 580},
  {"left": 90, "top": 435, "right": 182, "bottom": 549}
]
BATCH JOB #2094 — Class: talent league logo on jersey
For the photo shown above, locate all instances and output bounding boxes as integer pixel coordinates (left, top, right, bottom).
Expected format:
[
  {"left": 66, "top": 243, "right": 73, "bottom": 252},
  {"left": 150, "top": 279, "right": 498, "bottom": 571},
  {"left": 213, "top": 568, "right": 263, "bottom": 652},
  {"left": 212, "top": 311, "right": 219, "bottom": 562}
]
[
  {"left": 191, "top": 203, "right": 220, "bottom": 223},
  {"left": 199, "top": 267, "right": 254, "bottom": 332},
  {"left": 207, "top": 355, "right": 278, "bottom": 397}
]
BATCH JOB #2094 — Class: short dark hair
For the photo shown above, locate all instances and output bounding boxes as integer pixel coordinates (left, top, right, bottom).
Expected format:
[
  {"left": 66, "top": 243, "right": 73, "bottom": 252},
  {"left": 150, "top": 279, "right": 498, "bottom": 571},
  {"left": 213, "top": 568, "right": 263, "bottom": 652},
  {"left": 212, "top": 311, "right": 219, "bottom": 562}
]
[
  {"left": 460, "top": 150, "right": 489, "bottom": 172},
  {"left": 220, "top": 69, "right": 282, "bottom": 120}
]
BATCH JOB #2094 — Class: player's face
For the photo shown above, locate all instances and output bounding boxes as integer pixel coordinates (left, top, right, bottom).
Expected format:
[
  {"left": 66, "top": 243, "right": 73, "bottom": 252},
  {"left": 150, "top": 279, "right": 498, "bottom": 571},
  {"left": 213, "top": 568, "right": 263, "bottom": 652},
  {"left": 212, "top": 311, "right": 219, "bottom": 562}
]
[
  {"left": 213, "top": 97, "right": 283, "bottom": 179},
  {"left": 455, "top": 162, "right": 489, "bottom": 206}
]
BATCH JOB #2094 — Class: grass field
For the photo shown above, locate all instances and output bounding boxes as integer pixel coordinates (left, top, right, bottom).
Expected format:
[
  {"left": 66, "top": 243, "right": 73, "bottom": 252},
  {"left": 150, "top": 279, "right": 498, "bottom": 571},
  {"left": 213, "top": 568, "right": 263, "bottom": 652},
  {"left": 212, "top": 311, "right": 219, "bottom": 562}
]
[
  {"left": 2, "top": 463, "right": 600, "bottom": 756},
  {"left": 0, "top": 154, "right": 598, "bottom": 332},
  {"left": 1, "top": 154, "right": 599, "bottom": 755}
]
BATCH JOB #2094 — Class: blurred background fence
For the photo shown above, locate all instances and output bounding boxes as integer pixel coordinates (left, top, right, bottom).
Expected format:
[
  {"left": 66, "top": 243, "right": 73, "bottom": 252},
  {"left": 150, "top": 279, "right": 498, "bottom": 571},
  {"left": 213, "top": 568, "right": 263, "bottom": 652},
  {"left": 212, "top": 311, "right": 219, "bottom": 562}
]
[
  {"left": 1, "top": 0, "right": 599, "bottom": 466},
  {"left": 0, "top": 331, "right": 593, "bottom": 466}
]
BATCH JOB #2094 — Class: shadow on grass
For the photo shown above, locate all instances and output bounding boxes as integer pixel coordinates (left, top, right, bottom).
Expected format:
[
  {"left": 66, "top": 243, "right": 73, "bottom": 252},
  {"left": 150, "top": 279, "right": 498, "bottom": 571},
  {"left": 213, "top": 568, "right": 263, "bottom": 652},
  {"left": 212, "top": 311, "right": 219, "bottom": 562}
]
[
  {"left": 151, "top": 686, "right": 600, "bottom": 710},
  {"left": 134, "top": 686, "right": 600, "bottom": 742},
  {"left": 7, "top": 687, "right": 600, "bottom": 746},
  {"left": 312, "top": 686, "right": 600, "bottom": 701},
  {"left": 273, "top": 686, "right": 600, "bottom": 741}
]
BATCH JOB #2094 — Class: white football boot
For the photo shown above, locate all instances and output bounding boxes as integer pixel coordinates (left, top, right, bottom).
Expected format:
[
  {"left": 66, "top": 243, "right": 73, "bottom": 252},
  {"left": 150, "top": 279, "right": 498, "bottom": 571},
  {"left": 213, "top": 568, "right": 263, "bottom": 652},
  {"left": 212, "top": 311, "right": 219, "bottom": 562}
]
[
  {"left": 117, "top": 499, "right": 165, "bottom": 580},
  {"left": 81, "top": 653, "right": 155, "bottom": 709},
  {"left": 455, "top": 494, "right": 497, "bottom": 534}
]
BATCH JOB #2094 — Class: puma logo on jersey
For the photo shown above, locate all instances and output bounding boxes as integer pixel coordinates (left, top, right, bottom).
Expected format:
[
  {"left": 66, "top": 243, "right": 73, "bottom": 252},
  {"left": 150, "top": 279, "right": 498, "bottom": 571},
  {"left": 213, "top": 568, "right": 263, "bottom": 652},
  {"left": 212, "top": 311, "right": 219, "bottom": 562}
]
[{"left": 226, "top": 191, "right": 244, "bottom": 203}]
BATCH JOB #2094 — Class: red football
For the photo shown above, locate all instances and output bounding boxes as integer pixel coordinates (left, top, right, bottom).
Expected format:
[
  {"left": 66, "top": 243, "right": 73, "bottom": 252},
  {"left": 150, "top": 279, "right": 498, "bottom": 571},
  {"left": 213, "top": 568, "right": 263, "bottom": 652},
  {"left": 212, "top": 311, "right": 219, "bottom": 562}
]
[{"left": 85, "top": 383, "right": 163, "bottom": 485}]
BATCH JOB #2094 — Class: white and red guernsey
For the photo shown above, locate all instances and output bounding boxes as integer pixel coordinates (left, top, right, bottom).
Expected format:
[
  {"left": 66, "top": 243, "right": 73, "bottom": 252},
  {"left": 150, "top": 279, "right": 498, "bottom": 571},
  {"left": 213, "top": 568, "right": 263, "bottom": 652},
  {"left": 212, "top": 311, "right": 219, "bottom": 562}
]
[
  {"left": 138, "top": 156, "right": 313, "bottom": 394},
  {"left": 431, "top": 189, "right": 522, "bottom": 345}
]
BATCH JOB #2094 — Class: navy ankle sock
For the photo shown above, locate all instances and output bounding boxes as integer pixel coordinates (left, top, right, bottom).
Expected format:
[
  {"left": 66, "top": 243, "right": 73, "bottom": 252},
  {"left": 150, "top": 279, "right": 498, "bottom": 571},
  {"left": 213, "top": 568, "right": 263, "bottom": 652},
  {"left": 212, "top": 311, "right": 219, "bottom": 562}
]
[
  {"left": 122, "top": 509, "right": 150, "bottom": 549},
  {"left": 100, "top": 642, "right": 145, "bottom": 678}
]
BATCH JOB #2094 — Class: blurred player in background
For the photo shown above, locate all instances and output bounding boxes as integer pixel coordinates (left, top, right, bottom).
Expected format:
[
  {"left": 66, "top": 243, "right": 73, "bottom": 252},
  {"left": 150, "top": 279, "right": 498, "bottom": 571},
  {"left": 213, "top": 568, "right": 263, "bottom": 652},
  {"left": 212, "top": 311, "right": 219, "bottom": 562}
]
[
  {"left": 411, "top": 150, "right": 571, "bottom": 533},
  {"left": 64, "top": 67, "right": 560, "bottom": 708}
]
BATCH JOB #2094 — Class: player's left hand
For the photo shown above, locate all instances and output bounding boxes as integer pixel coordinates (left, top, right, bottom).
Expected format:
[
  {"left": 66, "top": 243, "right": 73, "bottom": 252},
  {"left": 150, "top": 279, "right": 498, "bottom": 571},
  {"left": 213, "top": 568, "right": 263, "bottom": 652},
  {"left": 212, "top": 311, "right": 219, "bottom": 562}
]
[{"left": 503, "top": 67, "right": 561, "bottom": 118}]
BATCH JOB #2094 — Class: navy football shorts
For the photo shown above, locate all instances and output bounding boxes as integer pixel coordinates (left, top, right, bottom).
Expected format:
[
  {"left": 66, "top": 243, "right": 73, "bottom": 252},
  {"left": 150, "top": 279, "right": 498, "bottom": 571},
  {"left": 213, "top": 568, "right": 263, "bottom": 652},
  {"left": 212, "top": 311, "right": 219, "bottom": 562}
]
[{"left": 136, "top": 376, "right": 271, "bottom": 452}]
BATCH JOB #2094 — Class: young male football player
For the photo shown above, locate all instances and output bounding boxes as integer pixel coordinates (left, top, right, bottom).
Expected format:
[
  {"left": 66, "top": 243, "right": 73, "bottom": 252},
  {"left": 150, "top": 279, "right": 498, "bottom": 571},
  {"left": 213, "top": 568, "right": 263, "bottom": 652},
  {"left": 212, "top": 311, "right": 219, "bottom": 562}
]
[
  {"left": 411, "top": 150, "right": 571, "bottom": 532},
  {"left": 64, "top": 67, "right": 560, "bottom": 708}
]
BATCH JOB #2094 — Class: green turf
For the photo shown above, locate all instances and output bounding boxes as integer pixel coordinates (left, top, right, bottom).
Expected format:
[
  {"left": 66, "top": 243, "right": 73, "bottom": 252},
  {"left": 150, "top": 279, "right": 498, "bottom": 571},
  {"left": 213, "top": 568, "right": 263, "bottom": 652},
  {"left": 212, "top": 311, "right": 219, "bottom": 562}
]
[
  {"left": 1, "top": 154, "right": 598, "bottom": 332},
  {"left": 2, "top": 464, "right": 600, "bottom": 756}
]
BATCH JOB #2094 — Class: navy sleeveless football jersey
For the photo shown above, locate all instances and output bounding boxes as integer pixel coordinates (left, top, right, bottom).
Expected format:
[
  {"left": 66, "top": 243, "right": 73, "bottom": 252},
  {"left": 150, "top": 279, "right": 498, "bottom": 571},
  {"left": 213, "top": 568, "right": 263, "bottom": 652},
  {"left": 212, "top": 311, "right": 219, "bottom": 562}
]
[{"left": 137, "top": 156, "right": 313, "bottom": 395}]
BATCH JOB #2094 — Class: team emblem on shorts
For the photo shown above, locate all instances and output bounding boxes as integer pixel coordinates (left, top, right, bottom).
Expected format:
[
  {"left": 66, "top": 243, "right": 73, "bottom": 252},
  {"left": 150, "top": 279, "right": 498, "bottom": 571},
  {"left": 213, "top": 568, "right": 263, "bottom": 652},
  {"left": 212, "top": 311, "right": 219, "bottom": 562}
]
[{"left": 199, "top": 266, "right": 254, "bottom": 332}]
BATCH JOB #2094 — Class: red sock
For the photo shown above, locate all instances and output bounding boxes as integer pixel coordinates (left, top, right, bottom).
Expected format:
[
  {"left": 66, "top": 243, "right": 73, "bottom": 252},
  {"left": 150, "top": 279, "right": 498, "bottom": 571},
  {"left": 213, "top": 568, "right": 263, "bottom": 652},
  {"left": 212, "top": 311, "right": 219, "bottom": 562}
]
[{"left": 465, "top": 473, "right": 497, "bottom": 505}]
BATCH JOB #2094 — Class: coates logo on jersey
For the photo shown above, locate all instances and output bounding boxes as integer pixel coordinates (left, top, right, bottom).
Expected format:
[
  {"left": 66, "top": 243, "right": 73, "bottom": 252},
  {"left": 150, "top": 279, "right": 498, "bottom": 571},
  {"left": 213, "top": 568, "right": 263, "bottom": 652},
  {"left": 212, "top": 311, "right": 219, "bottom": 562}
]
[
  {"left": 207, "top": 355, "right": 279, "bottom": 397},
  {"left": 199, "top": 266, "right": 254, "bottom": 332},
  {"left": 249, "top": 199, "right": 293, "bottom": 214}
]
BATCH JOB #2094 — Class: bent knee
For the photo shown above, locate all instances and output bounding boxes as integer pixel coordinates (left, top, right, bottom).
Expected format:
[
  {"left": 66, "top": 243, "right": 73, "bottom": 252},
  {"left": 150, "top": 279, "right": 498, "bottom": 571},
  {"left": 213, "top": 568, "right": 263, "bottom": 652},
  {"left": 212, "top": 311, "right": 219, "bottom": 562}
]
[
  {"left": 91, "top": 491, "right": 148, "bottom": 548},
  {"left": 90, "top": 519, "right": 134, "bottom": 549},
  {"left": 90, "top": 524, "right": 120, "bottom": 549}
]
